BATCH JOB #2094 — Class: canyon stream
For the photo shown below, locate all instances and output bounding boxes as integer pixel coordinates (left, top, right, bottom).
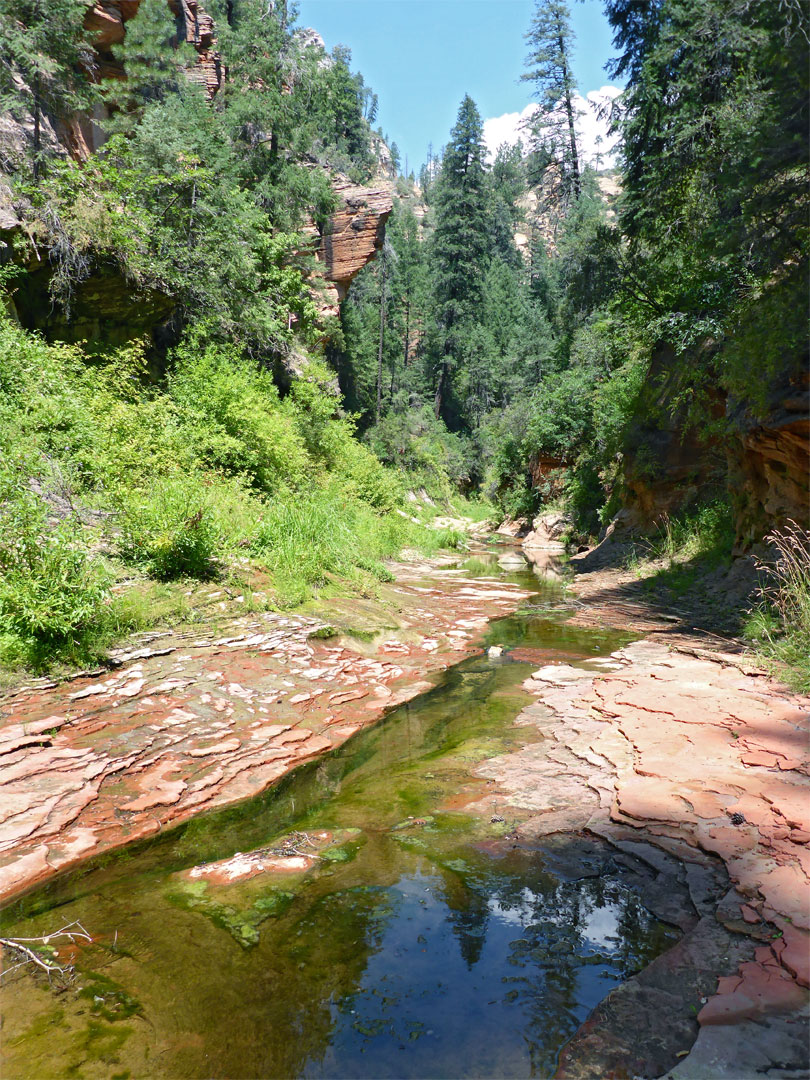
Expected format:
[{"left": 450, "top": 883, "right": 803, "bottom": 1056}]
[{"left": 1, "top": 550, "right": 681, "bottom": 1079}]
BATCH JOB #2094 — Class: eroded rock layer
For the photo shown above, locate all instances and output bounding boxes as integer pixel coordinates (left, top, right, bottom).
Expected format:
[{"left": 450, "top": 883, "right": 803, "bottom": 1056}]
[
  {"left": 86, "top": 1, "right": 221, "bottom": 97},
  {"left": 312, "top": 177, "right": 393, "bottom": 317},
  {"left": 0, "top": 562, "right": 528, "bottom": 903},
  {"left": 464, "top": 640, "right": 809, "bottom": 1077}
]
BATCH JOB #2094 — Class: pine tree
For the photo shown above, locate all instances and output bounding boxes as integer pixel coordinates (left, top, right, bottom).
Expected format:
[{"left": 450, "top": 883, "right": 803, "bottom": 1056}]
[
  {"left": 430, "top": 95, "right": 491, "bottom": 423},
  {"left": 104, "top": 0, "right": 193, "bottom": 135},
  {"left": 522, "top": 0, "right": 581, "bottom": 204},
  {"left": 0, "top": 0, "right": 96, "bottom": 178}
]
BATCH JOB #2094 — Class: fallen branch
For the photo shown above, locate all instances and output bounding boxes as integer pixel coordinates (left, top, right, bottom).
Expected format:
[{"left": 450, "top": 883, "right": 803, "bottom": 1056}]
[{"left": 1, "top": 921, "right": 92, "bottom": 983}]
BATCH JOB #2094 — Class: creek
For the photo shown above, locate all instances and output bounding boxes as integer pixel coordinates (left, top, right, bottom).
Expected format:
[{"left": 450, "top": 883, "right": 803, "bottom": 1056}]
[{"left": 1, "top": 550, "right": 679, "bottom": 1079}]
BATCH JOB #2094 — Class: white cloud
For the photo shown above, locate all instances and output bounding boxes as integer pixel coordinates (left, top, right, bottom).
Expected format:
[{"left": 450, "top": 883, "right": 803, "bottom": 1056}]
[
  {"left": 482, "top": 103, "right": 537, "bottom": 159},
  {"left": 483, "top": 85, "right": 622, "bottom": 169}
]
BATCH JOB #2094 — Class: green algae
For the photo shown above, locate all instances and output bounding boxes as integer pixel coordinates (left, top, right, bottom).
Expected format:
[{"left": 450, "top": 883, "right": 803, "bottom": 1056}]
[
  {"left": 0, "top": 557, "right": 668, "bottom": 1080},
  {"left": 167, "top": 879, "right": 297, "bottom": 948}
]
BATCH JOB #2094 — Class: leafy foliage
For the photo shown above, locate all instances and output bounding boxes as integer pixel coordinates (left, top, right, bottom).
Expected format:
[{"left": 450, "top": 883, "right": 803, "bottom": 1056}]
[
  {"left": 116, "top": 475, "right": 220, "bottom": 581},
  {"left": 0, "top": 0, "right": 97, "bottom": 176},
  {"left": 0, "top": 456, "right": 111, "bottom": 668}
]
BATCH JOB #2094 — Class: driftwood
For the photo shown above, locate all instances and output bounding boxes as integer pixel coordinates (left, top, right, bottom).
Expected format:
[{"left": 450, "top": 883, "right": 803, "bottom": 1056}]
[{"left": 1, "top": 921, "right": 92, "bottom": 983}]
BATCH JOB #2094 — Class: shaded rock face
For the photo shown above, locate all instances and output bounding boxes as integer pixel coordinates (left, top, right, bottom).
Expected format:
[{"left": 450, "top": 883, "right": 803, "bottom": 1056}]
[
  {"left": 728, "top": 368, "right": 810, "bottom": 544},
  {"left": 530, "top": 452, "right": 565, "bottom": 496},
  {"left": 620, "top": 344, "right": 809, "bottom": 545},
  {"left": 12, "top": 263, "right": 176, "bottom": 344},
  {"left": 621, "top": 345, "right": 727, "bottom": 531}
]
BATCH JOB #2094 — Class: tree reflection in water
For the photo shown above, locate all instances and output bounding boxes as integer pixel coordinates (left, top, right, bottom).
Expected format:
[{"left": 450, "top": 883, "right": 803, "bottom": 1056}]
[{"left": 300, "top": 848, "right": 678, "bottom": 1080}]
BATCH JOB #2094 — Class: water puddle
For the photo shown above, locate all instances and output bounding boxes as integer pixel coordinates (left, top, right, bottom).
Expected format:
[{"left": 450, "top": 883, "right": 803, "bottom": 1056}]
[{"left": 0, "top": 552, "right": 678, "bottom": 1079}]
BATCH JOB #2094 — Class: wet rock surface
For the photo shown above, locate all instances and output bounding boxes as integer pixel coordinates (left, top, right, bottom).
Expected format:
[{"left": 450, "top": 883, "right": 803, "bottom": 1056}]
[
  {"left": 2, "top": 547, "right": 807, "bottom": 1078},
  {"left": 463, "top": 638, "right": 809, "bottom": 1078},
  {"left": 0, "top": 561, "right": 529, "bottom": 904}
]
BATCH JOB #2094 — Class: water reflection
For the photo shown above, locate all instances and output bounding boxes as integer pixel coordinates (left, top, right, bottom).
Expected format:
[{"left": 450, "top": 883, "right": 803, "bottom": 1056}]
[
  {"left": 301, "top": 854, "right": 676, "bottom": 1080},
  {"left": 0, "top": 566, "right": 656, "bottom": 1080},
  {"left": 524, "top": 547, "right": 566, "bottom": 581},
  {"left": 458, "top": 544, "right": 566, "bottom": 585}
]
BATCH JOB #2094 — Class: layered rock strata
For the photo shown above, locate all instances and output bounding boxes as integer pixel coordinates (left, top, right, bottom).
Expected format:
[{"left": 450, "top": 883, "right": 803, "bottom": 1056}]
[
  {"left": 311, "top": 177, "right": 393, "bottom": 318},
  {"left": 85, "top": 1, "right": 221, "bottom": 99},
  {"left": 0, "top": 562, "right": 529, "bottom": 903},
  {"left": 466, "top": 640, "right": 809, "bottom": 1077}
]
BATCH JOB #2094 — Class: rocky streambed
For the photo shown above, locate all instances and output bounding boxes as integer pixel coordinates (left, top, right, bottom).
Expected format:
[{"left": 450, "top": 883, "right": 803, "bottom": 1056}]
[{"left": 0, "top": 544, "right": 808, "bottom": 1079}]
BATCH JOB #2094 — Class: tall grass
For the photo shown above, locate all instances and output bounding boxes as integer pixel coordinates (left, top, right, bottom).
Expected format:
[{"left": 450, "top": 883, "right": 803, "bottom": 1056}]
[
  {"left": 650, "top": 501, "right": 735, "bottom": 564},
  {"left": 746, "top": 520, "right": 810, "bottom": 690},
  {"left": 251, "top": 489, "right": 406, "bottom": 606}
]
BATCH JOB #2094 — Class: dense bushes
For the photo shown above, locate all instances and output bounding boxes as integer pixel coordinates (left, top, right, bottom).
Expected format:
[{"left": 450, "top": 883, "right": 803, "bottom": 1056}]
[
  {"left": 365, "top": 407, "right": 477, "bottom": 499},
  {"left": 0, "top": 314, "right": 437, "bottom": 668},
  {"left": 117, "top": 476, "right": 220, "bottom": 581},
  {"left": 0, "top": 457, "right": 112, "bottom": 668}
]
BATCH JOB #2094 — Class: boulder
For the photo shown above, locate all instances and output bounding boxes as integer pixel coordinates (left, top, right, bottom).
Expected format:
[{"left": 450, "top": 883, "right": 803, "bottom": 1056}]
[{"left": 522, "top": 510, "right": 570, "bottom": 551}]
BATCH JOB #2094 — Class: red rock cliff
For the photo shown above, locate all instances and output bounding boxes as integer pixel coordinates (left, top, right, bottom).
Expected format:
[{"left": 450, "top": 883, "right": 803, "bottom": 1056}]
[
  {"left": 85, "top": 1, "right": 221, "bottom": 96},
  {"left": 311, "top": 177, "right": 393, "bottom": 317}
]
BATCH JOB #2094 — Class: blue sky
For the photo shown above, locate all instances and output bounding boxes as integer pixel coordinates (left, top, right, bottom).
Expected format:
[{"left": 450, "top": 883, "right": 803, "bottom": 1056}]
[{"left": 295, "top": 0, "right": 620, "bottom": 172}]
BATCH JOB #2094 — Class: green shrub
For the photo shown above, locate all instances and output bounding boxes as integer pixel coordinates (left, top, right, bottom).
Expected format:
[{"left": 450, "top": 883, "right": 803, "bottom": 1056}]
[
  {"left": 341, "top": 441, "right": 403, "bottom": 512},
  {"left": 0, "top": 465, "right": 111, "bottom": 668},
  {"left": 117, "top": 476, "right": 219, "bottom": 580},
  {"left": 170, "top": 342, "right": 310, "bottom": 493},
  {"left": 365, "top": 407, "right": 475, "bottom": 497}
]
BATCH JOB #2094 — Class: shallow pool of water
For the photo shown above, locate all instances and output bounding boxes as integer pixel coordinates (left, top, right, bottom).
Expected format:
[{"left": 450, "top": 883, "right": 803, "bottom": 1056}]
[{"left": 0, "top": 557, "right": 676, "bottom": 1079}]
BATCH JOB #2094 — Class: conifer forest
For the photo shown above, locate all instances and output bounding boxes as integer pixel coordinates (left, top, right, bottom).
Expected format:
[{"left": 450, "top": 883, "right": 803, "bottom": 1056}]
[{"left": 0, "top": 2, "right": 807, "bottom": 1078}]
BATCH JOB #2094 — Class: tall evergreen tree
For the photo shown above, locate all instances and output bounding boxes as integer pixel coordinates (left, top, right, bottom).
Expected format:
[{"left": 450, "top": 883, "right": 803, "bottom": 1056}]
[
  {"left": 104, "top": 0, "right": 192, "bottom": 135},
  {"left": 522, "top": 0, "right": 581, "bottom": 204},
  {"left": 430, "top": 95, "right": 491, "bottom": 423},
  {"left": 0, "top": 0, "right": 96, "bottom": 178},
  {"left": 605, "top": 0, "right": 809, "bottom": 397}
]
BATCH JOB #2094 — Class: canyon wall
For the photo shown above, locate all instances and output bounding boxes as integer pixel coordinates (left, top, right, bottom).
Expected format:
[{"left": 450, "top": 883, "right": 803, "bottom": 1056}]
[
  {"left": 618, "top": 345, "right": 809, "bottom": 546},
  {"left": 727, "top": 368, "right": 810, "bottom": 544},
  {"left": 0, "top": 2, "right": 391, "bottom": 340}
]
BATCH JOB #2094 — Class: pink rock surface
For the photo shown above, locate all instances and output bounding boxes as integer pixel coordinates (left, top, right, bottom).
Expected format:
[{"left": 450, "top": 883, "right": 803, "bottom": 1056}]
[
  {"left": 0, "top": 564, "right": 530, "bottom": 902},
  {"left": 483, "top": 637, "right": 809, "bottom": 1044}
]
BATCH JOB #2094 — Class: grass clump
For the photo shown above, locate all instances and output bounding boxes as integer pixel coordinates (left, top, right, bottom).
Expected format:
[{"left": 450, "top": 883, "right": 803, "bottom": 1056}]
[
  {"left": 745, "top": 521, "right": 810, "bottom": 690},
  {"left": 623, "top": 499, "right": 735, "bottom": 591},
  {"left": 649, "top": 501, "right": 735, "bottom": 565},
  {"left": 116, "top": 475, "right": 220, "bottom": 581},
  {"left": 0, "top": 460, "right": 112, "bottom": 670},
  {"left": 252, "top": 489, "right": 405, "bottom": 606}
]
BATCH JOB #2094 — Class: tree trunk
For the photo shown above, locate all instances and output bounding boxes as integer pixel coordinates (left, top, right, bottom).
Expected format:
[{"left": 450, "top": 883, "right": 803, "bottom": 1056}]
[
  {"left": 33, "top": 72, "right": 41, "bottom": 183},
  {"left": 433, "top": 362, "right": 446, "bottom": 420},
  {"left": 558, "top": 33, "right": 581, "bottom": 199},
  {"left": 403, "top": 296, "right": 410, "bottom": 368},
  {"left": 375, "top": 252, "right": 387, "bottom": 423}
]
